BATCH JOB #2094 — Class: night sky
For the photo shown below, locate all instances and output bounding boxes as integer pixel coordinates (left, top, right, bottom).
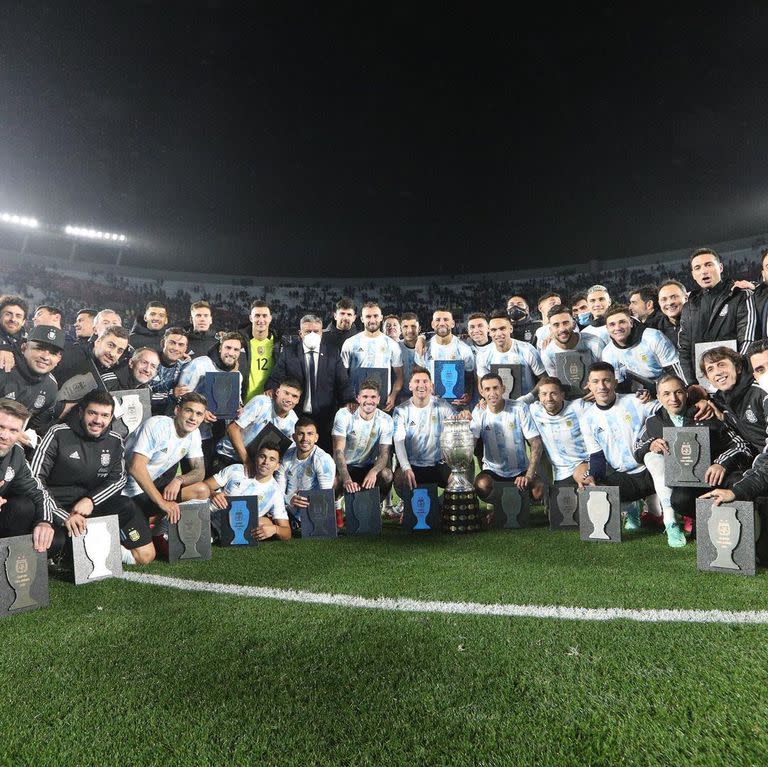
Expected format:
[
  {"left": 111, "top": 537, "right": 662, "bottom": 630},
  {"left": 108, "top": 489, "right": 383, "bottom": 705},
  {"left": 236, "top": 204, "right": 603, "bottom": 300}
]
[{"left": 1, "top": 5, "right": 768, "bottom": 277}]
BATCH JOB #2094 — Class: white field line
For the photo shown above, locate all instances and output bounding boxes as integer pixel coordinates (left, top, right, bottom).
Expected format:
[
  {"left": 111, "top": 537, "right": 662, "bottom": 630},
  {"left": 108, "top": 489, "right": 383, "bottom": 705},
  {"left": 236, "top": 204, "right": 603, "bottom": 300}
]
[{"left": 122, "top": 572, "right": 768, "bottom": 625}]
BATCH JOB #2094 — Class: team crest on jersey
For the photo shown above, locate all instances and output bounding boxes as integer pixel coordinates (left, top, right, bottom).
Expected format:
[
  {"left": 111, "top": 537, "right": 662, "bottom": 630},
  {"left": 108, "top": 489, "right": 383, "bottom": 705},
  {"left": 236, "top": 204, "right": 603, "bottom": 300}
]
[
  {"left": 746, "top": 408, "right": 758, "bottom": 424},
  {"left": 100, "top": 452, "right": 111, "bottom": 467},
  {"left": 379, "top": 344, "right": 386, "bottom": 353},
  {"left": 33, "top": 393, "right": 46, "bottom": 410},
  {"left": 4, "top": 466, "right": 14, "bottom": 482},
  {"left": 566, "top": 419, "right": 573, "bottom": 427},
  {"left": 524, "top": 331, "right": 532, "bottom": 340},
  {"left": 128, "top": 529, "right": 140, "bottom": 542},
  {"left": 305, "top": 466, "right": 313, "bottom": 477},
  {"left": 640, "top": 354, "right": 648, "bottom": 363},
  {"left": 624, "top": 413, "right": 632, "bottom": 423},
  {"left": 257, "top": 346, "right": 264, "bottom": 355},
  {"left": 719, "top": 305, "right": 728, "bottom": 317}
]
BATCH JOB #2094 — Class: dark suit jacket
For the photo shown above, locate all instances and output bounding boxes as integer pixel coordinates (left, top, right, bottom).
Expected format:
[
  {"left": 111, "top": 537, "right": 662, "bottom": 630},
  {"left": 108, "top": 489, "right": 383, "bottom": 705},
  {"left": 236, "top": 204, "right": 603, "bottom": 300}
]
[{"left": 266, "top": 338, "right": 354, "bottom": 425}]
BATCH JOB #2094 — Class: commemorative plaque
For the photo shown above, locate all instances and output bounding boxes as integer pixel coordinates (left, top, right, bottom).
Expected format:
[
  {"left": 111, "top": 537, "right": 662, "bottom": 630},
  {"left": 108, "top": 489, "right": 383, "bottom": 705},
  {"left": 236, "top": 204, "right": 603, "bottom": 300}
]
[
  {"left": 0, "top": 535, "right": 49, "bottom": 617},
  {"left": 69, "top": 515, "right": 123, "bottom": 584},
  {"left": 489, "top": 364, "right": 523, "bottom": 399},
  {"left": 213, "top": 495, "right": 260, "bottom": 546},
  {"left": 549, "top": 484, "right": 580, "bottom": 531},
  {"left": 300, "top": 489, "right": 337, "bottom": 539},
  {"left": 578, "top": 486, "right": 621, "bottom": 543},
  {"left": 488, "top": 482, "right": 530, "bottom": 529},
  {"left": 248, "top": 423, "right": 293, "bottom": 461},
  {"left": 434, "top": 359, "right": 465, "bottom": 400},
  {"left": 403, "top": 484, "right": 441, "bottom": 532},
  {"left": 695, "top": 499, "right": 756, "bottom": 576},
  {"left": 168, "top": 501, "right": 212, "bottom": 562},
  {"left": 111, "top": 388, "right": 152, "bottom": 439},
  {"left": 553, "top": 352, "right": 587, "bottom": 398},
  {"left": 695, "top": 339, "right": 737, "bottom": 393},
  {"left": 351, "top": 367, "right": 389, "bottom": 404},
  {"left": 197, "top": 371, "right": 240, "bottom": 419},
  {"left": 663, "top": 427, "right": 711, "bottom": 487},
  {"left": 344, "top": 489, "right": 382, "bottom": 535},
  {"left": 56, "top": 371, "right": 98, "bottom": 403}
]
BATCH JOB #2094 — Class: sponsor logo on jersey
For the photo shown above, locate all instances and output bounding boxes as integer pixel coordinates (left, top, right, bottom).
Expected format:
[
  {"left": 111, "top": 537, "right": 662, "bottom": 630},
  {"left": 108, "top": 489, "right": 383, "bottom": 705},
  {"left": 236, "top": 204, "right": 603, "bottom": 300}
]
[{"left": 69, "top": 451, "right": 80, "bottom": 460}]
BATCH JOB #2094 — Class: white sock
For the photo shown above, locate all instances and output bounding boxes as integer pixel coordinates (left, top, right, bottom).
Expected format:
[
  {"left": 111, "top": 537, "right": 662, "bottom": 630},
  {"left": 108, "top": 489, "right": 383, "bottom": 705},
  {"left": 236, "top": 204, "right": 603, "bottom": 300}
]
[{"left": 121, "top": 546, "right": 136, "bottom": 565}]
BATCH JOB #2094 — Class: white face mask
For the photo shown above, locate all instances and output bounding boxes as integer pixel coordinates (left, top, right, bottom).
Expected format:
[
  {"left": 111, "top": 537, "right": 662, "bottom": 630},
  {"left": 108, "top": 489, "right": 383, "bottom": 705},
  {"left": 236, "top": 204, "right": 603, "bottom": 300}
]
[
  {"left": 758, "top": 372, "right": 768, "bottom": 394},
  {"left": 303, "top": 331, "right": 321, "bottom": 350}
]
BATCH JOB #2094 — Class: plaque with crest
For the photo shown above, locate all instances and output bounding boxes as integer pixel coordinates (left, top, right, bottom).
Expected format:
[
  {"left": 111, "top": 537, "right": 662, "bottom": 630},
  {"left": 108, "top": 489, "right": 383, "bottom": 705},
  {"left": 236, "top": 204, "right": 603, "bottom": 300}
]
[
  {"left": 695, "top": 499, "right": 756, "bottom": 576},
  {"left": 69, "top": 514, "right": 123, "bottom": 584},
  {"left": 663, "top": 427, "right": 711, "bottom": 487},
  {"left": 553, "top": 352, "right": 587, "bottom": 398},
  {"left": 168, "top": 501, "right": 212, "bottom": 562},
  {"left": 344, "top": 488, "right": 381, "bottom": 535},
  {"left": 213, "top": 495, "right": 260, "bottom": 546},
  {"left": 300, "top": 489, "right": 338, "bottom": 539},
  {"left": 111, "top": 388, "right": 152, "bottom": 439},
  {"left": 197, "top": 371, "right": 240, "bottom": 419},
  {"left": 56, "top": 371, "right": 98, "bottom": 403},
  {"left": 0, "top": 534, "right": 49, "bottom": 617},
  {"left": 489, "top": 364, "right": 522, "bottom": 399},
  {"left": 549, "top": 484, "right": 580, "bottom": 530}
]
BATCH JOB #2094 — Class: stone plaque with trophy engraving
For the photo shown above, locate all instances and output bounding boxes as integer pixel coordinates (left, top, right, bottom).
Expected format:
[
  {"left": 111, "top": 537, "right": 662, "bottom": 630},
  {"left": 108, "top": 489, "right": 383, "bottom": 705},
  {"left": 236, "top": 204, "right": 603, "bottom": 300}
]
[
  {"left": 489, "top": 364, "right": 523, "bottom": 399},
  {"left": 0, "top": 535, "right": 49, "bottom": 617},
  {"left": 168, "top": 501, "right": 212, "bottom": 562},
  {"left": 549, "top": 484, "right": 580, "bottom": 530},
  {"left": 553, "top": 352, "right": 588, "bottom": 399},
  {"left": 434, "top": 359, "right": 465, "bottom": 400},
  {"left": 300, "top": 489, "right": 338, "bottom": 539},
  {"left": 213, "top": 495, "right": 260, "bottom": 546},
  {"left": 344, "top": 489, "right": 381, "bottom": 535},
  {"left": 695, "top": 499, "right": 756, "bottom": 576},
  {"left": 69, "top": 515, "right": 123, "bottom": 584},
  {"left": 663, "top": 427, "right": 711, "bottom": 487},
  {"left": 197, "top": 371, "right": 240, "bottom": 419},
  {"left": 579, "top": 486, "right": 621, "bottom": 543},
  {"left": 56, "top": 371, "right": 98, "bottom": 403},
  {"left": 488, "top": 482, "right": 530, "bottom": 529},
  {"left": 111, "top": 388, "right": 152, "bottom": 439},
  {"left": 403, "top": 484, "right": 441, "bottom": 532}
]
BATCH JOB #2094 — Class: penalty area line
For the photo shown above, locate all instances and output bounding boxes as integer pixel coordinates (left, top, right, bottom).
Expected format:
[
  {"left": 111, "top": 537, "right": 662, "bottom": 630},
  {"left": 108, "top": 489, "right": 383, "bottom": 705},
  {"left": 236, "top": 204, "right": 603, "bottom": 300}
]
[{"left": 122, "top": 571, "right": 768, "bottom": 625}]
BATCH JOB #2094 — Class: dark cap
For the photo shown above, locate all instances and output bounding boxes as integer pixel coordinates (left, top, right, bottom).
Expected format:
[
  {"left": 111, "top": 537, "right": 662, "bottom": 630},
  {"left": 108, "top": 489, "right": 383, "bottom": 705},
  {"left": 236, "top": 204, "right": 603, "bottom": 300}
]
[{"left": 27, "top": 325, "right": 65, "bottom": 351}]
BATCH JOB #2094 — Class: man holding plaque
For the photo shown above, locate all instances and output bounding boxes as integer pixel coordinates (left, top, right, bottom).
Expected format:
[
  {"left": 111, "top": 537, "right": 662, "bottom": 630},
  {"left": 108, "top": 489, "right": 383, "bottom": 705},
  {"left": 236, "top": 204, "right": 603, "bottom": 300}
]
[
  {"left": 340, "top": 301, "right": 403, "bottom": 411},
  {"left": 276, "top": 416, "right": 336, "bottom": 527},
  {"left": 577, "top": 362, "right": 662, "bottom": 531},
  {"left": 678, "top": 248, "right": 756, "bottom": 392},
  {"left": 332, "top": 379, "right": 394, "bottom": 503},
  {"left": 540, "top": 305, "right": 603, "bottom": 399},
  {"left": 185, "top": 444, "right": 291, "bottom": 541},
  {"left": 634, "top": 374, "right": 751, "bottom": 546},
  {"left": 470, "top": 373, "right": 545, "bottom": 503},
  {"left": 31, "top": 390, "right": 157, "bottom": 565},
  {"left": 393, "top": 369, "right": 459, "bottom": 498},
  {"left": 413, "top": 308, "right": 474, "bottom": 405},
  {"left": 475, "top": 311, "right": 545, "bottom": 400}
]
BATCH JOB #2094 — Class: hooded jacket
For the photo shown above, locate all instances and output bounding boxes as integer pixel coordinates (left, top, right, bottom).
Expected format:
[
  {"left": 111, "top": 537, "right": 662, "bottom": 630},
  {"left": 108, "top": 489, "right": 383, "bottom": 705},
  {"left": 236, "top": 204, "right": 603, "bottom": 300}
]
[
  {"left": 711, "top": 362, "right": 768, "bottom": 454},
  {"left": 0, "top": 351, "right": 58, "bottom": 417},
  {"left": 129, "top": 318, "right": 166, "bottom": 354},
  {"left": 30, "top": 411, "right": 126, "bottom": 522},
  {"left": 678, "top": 279, "right": 756, "bottom": 385},
  {"left": 185, "top": 327, "right": 218, "bottom": 359}
]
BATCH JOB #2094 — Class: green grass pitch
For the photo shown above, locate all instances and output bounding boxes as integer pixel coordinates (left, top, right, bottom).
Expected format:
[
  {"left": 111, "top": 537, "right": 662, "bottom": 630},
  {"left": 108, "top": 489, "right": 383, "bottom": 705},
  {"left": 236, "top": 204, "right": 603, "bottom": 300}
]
[{"left": 2, "top": 520, "right": 768, "bottom": 766}]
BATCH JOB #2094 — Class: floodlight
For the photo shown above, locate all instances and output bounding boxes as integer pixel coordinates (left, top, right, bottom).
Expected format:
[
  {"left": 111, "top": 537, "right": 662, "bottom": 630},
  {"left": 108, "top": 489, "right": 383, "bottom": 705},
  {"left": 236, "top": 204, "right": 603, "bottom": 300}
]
[
  {"left": 0, "top": 212, "right": 39, "bottom": 228},
  {"left": 63, "top": 224, "right": 128, "bottom": 244}
]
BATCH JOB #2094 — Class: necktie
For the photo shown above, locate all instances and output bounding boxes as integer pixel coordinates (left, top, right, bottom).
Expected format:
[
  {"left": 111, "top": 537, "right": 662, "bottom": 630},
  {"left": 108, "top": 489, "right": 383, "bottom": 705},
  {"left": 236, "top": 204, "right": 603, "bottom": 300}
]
[{"left": 307, "top": 349, "right": 316, "bottom": 407}]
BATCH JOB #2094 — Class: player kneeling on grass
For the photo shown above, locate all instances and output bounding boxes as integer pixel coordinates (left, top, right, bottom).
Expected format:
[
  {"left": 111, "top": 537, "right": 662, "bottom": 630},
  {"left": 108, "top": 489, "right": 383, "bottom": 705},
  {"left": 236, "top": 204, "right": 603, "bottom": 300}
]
[
  {"left": 470, "top": 373, "right": 545, "bottom": 515},
  {"left": 121, "top": 392, "right": 207, "bottom": 560},
  {"left": 184, "top": 444, "right": 291, "bottom": 541},
  {"left": 31, "top": 390, "right": 157, "bottom": 565},
  {"left": 276, "top": 416, "right": 335, "bottom": 532}
]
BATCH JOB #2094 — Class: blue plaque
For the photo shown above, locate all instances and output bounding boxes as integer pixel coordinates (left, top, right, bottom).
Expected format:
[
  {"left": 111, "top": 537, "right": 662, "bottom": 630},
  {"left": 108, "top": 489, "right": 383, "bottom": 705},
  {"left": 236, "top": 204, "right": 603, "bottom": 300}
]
[
  {"left": 197, "top": 371, "right": 240, "bottom": 419},
  {"left": 213, "top": 496, "right": 260, "bottom": 547},
  {"left": 434, "top": 359, "right": 465, "bottom": 400},
  {"left": 300, "top": 489, "right": 338, "bottom": 539},
  {"left": 403, "top": 484, "right": 441, "bottom": 532},
  {"left": 345, "top": 489, "right": 381, "bottom": 535}
]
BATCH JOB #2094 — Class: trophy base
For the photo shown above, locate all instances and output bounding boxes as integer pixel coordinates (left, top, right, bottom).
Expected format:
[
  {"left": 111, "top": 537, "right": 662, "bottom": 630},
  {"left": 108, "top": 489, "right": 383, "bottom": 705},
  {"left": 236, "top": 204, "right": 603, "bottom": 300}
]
[{"left": 442, "top": 490, "right": 482, "bottom": 534}]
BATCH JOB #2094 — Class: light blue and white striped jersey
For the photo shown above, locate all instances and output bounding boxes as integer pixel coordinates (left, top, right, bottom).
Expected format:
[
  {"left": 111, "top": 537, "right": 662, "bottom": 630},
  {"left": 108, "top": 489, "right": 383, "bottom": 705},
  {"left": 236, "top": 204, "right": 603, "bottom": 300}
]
[
  {"left": 475, "top": 341, "right": 545, "bottom": 395},
  {"left": 579, "top": 395, "right": 661, "bottom": 474},
  {"left": 332, "top": 407, "right": 394, "bottom": 467},
  {"left": 601, "top": 328, "right": 681, "bottom": 384},
  {"left": 212, "top": 463, "right": 288, "bottom": 520},
  {"left": 340, "top": 331, "right": 403, "bottom": 394},
  {"left": 216, "top": 394, "right": 297, "bottom": 459},
  {"left": 414, "top": 335, "right": 476, "bottom": 380},
  {"left": 540, "top": 334, "right": 604, "bottom": 378},
  {"left": 581, "top": 323, "right": 610, "bottom": 344},
  {"left": 123, "top": 416, "right": 203, "bottom": 497},
  {"left": 275, "top": 444, "right": 336, "bottom": 507},
  {"left": 528, "top": 400, "right": 589, "bottom": 480},
  {"left": 393, "top": 396, "right": 455, "bottom": 467},
  {"left": 470, "top": 399, "right": 540, "bottom": 478},
  {"left": 397, "top": 341, "right": 419, "bottom": 404}
]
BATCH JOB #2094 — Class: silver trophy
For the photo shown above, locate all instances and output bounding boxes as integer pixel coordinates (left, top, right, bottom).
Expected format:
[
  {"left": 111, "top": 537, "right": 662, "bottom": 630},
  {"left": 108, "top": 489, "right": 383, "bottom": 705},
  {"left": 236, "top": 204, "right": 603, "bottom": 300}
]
[{"left": 440, "top": 417, "right": 475, "bottom": 492}]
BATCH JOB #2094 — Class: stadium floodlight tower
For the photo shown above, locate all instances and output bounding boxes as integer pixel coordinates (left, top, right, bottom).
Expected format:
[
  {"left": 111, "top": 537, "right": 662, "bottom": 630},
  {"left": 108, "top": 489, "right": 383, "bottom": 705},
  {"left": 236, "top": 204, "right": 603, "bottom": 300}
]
[
  {"left": 0, "top": 211, "right": 40, "bottom": 254},
  {"left": 63, "top": 224, "right": 129, "bottom": 264}
]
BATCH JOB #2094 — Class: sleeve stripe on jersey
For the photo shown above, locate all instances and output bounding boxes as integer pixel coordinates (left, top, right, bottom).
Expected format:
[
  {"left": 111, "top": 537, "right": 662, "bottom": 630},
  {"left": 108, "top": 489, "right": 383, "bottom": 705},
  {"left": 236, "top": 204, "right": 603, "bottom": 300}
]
[{"left": 29, "top": 423, "right": 67, "bottom": 476}]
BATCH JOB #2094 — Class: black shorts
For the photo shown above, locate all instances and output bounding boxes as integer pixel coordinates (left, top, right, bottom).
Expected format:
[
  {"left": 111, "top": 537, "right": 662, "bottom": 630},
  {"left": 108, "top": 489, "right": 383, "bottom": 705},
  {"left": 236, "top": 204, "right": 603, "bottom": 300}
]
[
  {"left": 405, "top": 463, "right": 451, "bottom": 488},
  {"left": 476, "top": 469, "right": 523, "bottom": 483},
  {"left": 553, "top": 476, "right": 577, "bottom": 488},
  {"left": 603, "top": 467, "right": 655, "bottom": 503},
  {"left": 347, "top": 464, "right": 392, "bottom": 485},
  {"left": 95, "top": 495, "right": 152, "bottom": 550}
]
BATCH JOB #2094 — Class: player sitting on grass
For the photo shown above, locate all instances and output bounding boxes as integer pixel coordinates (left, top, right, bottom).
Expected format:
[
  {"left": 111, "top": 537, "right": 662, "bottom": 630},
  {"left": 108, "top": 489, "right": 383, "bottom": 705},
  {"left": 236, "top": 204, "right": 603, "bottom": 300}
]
[{"left": 185, "top": 443, "right": 291, "bottom": 541}]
